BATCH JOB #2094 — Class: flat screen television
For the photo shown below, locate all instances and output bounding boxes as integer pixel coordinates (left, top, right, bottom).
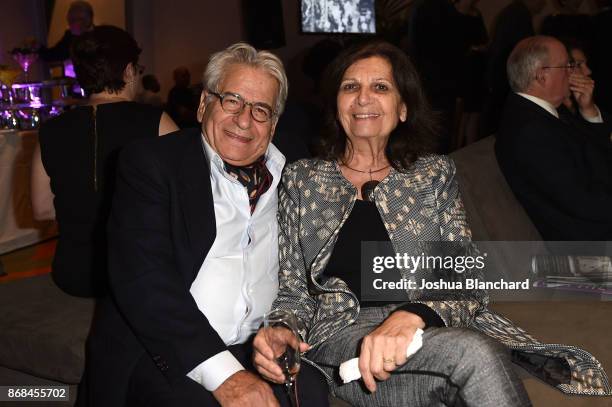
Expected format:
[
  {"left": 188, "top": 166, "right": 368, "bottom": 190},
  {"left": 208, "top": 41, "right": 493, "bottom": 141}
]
[{"left": 301, "top": 0, "right": 376, "bottom": 34}]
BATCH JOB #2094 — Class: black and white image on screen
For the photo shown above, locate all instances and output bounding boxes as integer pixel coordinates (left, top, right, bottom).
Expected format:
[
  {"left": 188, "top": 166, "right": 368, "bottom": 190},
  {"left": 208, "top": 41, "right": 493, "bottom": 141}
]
[{"left": 302, "top": 0, "right": 375, "bottom": 33}]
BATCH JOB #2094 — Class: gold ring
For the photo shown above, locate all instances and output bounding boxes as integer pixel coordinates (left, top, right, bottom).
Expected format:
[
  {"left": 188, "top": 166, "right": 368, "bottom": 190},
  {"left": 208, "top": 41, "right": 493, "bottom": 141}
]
[{"left": 383, "top": 357, "right": 395, "bottom": 364}]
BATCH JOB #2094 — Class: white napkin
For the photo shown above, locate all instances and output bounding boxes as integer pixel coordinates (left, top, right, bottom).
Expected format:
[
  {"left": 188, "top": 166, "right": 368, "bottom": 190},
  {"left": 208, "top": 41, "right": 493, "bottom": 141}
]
[{"left": 338, "top": 328, "right": 424, "bottom": 384}]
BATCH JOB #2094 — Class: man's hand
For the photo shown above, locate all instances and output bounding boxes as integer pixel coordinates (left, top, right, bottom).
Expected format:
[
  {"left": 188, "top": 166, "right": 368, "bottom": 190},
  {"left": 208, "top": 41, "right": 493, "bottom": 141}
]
[
  {"left": 253, "top": 327, "right": 310, "bottom": 384},
  {"left": 569, "top": 72, "right": 598, "bottom": 118},
  {"left": 358, "top": 311, "right": 424, "bottom": 393},
  {"left": 212, "top": 370, "right": 279, "bottom": 407}
]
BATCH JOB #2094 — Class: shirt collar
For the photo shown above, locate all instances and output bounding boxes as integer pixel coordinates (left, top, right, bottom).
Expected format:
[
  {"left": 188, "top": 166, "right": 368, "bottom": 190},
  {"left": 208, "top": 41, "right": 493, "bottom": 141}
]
[
  {"left": 200, "top": 131, "right": 286, "bottom": 179},
  {"left": 517, "top": 92, "right": 559, "bottom": 119}
]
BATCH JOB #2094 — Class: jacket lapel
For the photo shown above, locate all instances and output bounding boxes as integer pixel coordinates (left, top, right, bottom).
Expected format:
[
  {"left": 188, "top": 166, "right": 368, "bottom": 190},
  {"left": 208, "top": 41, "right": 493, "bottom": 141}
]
[{"left": 177, "top": 129, "right": 217, "bottom": 271}]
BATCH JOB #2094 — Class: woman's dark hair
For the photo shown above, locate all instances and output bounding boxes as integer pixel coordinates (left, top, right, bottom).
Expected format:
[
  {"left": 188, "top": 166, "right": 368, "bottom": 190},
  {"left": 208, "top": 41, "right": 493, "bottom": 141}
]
[
  {"left": 71, "top": 25, "right": 141, "bottom": 95},
  {"left": 316, "top": 40, "right": 439, "bottom": 171},
  {"left": 559, "top": 36, "right": 589, "bottom": 61}
]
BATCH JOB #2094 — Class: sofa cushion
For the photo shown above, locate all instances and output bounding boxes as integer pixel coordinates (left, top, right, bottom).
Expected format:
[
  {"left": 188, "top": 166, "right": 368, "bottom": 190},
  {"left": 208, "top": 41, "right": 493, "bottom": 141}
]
[
  {"left": 450, "top": 136, "right": 541, "bottom": 241},
  {"left": 491, "top": 301, "right": 612, "bottom": 407},
  {"left": 0, "top": 274, "right": 94, "bottom": 384}
]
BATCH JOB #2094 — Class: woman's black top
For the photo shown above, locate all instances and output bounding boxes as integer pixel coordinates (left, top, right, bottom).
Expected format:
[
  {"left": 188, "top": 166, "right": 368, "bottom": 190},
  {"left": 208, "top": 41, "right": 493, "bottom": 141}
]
[
  {"left": 325, "top": 199, "right": 393, "bottom": 305},
  {"left": 38, "top": 102, "right": 162, "bottom": 297},
  {"left": 325, "top": 199, "right": 444, "bottom": 327}
]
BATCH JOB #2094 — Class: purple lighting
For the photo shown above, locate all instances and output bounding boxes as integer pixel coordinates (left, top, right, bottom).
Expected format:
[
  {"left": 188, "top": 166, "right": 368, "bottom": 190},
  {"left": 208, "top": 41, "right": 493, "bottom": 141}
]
[
  {"left": 29, "top": 99, "right": 43, "bottom": 109},
  {"left": 63, "top": 60, "right": 76, "bottom": 78},
  {"left": 12, "top": 52, "right": 38, "bottom": 82}
]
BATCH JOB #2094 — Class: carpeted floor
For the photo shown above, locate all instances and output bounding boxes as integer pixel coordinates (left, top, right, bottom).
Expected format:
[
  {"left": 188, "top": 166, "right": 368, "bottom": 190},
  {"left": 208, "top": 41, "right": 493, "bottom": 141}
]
[{"left": 0, "top": 239, "right": 55, "bottom": 283}]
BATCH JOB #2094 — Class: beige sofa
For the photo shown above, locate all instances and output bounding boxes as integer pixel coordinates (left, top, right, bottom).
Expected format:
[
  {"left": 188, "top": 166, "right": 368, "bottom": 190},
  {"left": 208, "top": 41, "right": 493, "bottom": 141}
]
[
  {"left": 0, "top": 274, "right": 93, "bottom": 406},
  {"left": 451, "top": 136, "right": 611, "bottom": 407}
]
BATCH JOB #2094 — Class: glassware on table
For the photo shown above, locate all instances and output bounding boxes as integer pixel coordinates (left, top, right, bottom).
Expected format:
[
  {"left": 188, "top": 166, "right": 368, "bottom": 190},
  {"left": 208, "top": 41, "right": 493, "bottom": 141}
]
[
  {"left": 11, "top": 83, "right": 43, "bottom": 105},
  {"left": 0, "top": 68, "right": 21, "bottom": 104},
  {"left": 1, "top": 110, "right": 19, "bottom": 130},
  {"left": 263, "top": 309, "right": 301, "bottom": 407},
  {"left": 13, "top": 85, "right": 30, "bottom": 103},
  {"left": 12, "top": 52, "right": 38, "bottom": 83},
  {"left": 0, "top": 86, "right": 10, "bottom": 104},
  {"left": 18, "top": 109, "right": 40, "bottom": 130}
]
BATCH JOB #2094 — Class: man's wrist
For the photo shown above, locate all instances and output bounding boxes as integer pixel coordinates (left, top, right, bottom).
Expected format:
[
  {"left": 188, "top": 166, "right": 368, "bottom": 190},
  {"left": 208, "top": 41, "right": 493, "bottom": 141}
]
[
  {"left": 213, "top": 370, "right": 260, "bottom": 400},
  {"left": 579, "top": 105, "right": 599, "bottom": 119},
  {"left": 186, "top": 350, "right": 245, "bottom": 391},
  {"left": 215, "top": 370, "right": 248, "bottom": 392}
]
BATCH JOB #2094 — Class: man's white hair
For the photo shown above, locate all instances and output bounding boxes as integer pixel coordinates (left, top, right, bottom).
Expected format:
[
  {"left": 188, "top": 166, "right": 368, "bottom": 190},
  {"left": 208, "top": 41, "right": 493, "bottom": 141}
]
[
  {"left": 203, "top": 42, "right": 288, "bottom": 117},
  {"left": 507, "top": 36, "right": 554, "bottom": 93}
]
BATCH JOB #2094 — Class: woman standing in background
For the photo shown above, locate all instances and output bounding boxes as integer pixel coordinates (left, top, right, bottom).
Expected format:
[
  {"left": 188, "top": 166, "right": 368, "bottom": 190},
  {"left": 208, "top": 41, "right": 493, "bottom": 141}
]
[{"left": 31, "top": 25, "right": 177, "bottom": 297}]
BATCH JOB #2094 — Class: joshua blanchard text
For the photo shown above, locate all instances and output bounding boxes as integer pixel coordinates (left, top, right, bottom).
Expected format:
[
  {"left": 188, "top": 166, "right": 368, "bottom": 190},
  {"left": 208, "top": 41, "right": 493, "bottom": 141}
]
[{"left": 372, "top": 278, "right": 531, "bottom": 290}]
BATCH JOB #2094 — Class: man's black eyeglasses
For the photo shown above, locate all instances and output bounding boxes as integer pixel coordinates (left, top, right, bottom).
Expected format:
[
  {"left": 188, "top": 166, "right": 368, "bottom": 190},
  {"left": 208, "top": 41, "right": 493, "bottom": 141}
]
[
  {"left": 542, "top": 62, "right": 576, "bottom": 72},
  {"left": 209, "top": 91, "right": 276, "bottom": 123}
]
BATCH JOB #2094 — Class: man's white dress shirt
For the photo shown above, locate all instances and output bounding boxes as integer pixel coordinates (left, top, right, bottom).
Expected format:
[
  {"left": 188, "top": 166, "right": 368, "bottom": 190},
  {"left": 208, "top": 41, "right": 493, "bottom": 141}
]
[
  {"left": 517, "top": 92, "right": 603, "bottom": 123},
  {"left": 186, "top": 134, "right": 285, "bottom": 391}
]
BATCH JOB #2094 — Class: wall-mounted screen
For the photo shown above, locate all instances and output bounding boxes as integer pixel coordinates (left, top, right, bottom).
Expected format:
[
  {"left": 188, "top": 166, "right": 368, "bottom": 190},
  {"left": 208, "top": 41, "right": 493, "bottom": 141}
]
[{"left": 301, "top": 0, "right": 376, "bottom": 34}]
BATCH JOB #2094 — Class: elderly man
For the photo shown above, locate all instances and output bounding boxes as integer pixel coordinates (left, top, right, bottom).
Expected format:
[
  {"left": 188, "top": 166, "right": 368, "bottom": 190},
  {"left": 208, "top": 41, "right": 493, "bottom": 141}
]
[
  {"left": 40, "top": 1, "right": 95, "bottom": 62},
  {"left": 79, "top": 43, "right": 329, "bottom": 407},
  {"left": 495, "top": 35, "right": 612, "bottom": 240}
]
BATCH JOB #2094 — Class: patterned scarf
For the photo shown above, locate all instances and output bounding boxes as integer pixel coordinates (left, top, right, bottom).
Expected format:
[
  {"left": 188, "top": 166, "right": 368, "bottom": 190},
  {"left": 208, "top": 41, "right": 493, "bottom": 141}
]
[{"left": 224, "top": 156, "right": 273, "bottom": 214}]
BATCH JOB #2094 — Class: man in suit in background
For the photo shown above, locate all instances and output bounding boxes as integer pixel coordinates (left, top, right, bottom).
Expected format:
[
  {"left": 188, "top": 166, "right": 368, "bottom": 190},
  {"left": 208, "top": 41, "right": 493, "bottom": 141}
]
[
  {"left": 39, "top": 1, "right": 95, "bottom": 63},
  {"left": 79, "top": 43, "right": 328, "bottom": 407},
  {"left": 495, "top": 35, "right": 612, "bottom": 241}
]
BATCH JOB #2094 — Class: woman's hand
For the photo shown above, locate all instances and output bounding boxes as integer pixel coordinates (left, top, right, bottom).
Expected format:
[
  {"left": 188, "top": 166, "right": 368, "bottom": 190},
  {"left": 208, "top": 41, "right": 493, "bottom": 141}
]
[
  {"left": 252, "top": 327, "right": 310, "bottom": 384},
  {"left": 359, "top": 310, "right": 425, "bottom": 392}
]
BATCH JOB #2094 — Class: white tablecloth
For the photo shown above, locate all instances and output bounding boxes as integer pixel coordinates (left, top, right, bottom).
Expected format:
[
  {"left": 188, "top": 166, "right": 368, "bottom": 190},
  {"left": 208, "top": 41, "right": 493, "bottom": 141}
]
[{"left": 0, "top": 129, "right": 57, "bottom": 254}]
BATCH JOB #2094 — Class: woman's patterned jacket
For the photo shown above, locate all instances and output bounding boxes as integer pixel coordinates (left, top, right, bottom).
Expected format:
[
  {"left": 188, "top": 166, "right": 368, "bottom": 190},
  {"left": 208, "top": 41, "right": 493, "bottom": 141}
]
[{"left": 271, "top": 155, "right": 610, "bottom": 396}]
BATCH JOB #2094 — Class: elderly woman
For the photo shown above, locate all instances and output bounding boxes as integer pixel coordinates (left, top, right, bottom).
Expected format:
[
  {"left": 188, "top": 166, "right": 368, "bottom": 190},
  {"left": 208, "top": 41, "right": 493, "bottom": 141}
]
[
  {"left": 253, "top": 41, "right": 611, "bottom": 406},
  {"left": 31, "top": 25, "right": 177, "bottom": 297}
]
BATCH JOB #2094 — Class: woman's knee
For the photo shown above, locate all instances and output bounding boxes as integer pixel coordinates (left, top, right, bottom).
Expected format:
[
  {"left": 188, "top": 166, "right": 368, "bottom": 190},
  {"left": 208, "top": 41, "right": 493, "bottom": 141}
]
[{"left": 440, "top": 328, "right": 510, "bottom": 367}]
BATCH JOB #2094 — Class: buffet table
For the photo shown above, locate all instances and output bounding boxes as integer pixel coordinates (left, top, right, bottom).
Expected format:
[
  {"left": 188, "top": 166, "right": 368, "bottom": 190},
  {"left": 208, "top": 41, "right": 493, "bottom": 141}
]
[{"left": 0, "top": 129, "right": 56, "bottom": 254}]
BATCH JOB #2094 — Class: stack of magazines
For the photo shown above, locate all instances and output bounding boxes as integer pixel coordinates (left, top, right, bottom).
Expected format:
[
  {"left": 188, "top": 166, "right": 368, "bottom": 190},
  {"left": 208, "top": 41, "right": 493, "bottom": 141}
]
[{"left": 531, "top": 256, "right": 612, "bottom": 295}]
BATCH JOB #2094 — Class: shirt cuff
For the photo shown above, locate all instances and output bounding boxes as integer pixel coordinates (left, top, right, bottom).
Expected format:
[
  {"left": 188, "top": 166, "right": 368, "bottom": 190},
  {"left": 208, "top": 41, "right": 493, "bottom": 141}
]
[
  {"left": 394, "top": 303, "right": 445, "bottom": 328},
  {"left": 581, "top": 105, "right": 603, "bottom": 123},
  {"left": 186, "top": 350, "right": 245, "bottom": 392}
]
